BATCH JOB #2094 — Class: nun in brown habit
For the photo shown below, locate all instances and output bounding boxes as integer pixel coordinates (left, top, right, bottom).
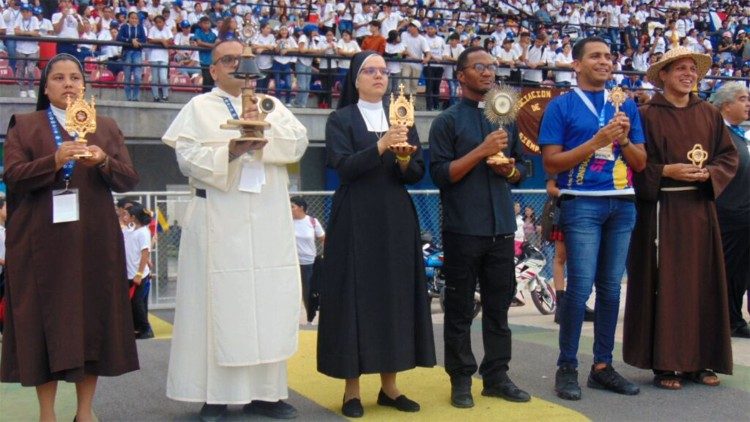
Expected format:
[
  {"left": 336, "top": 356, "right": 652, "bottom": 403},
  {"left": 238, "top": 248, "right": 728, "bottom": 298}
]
[{"left": 0, "top": 53, "right": 139, "bottom": 421}]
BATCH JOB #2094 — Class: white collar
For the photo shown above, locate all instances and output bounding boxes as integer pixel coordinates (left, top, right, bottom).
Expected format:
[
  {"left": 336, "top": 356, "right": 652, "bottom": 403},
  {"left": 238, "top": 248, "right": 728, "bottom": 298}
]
[
  {"left": 212, "top": 87, "right": 241, "bottom": 101},
  {"left": 49, "top": 105, "right": 78, "bottom": 136},
  {"left": 50, "top": 104, "right": 66, "bottom": 125},
  {"left": 357, "top": 98, "right": 383, "bottom": 110}
]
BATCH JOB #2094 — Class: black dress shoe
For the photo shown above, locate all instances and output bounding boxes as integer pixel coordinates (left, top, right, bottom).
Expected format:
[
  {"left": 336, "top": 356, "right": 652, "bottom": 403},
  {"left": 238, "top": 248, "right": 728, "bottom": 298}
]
[
  {"left": 555, "top": 365, "right": 581, "bottom": 401},
  {"left": 450, "top": 378, "right": 474, "bottom": 408},
  {"left": 243, "top": 400, "right": 298, "bottom": 419},
  {"left": 732, "top": 325, "right": 750, "bottom": 338},
  {"left": 136, "top": 329, "right": 154, "bottom": 339},
  {"left": 199, "top": 403, "right": 227, "bottom": 422},
  {"left": 482, "top": 376, "right": 531, "bottom": 403},
  {"left": 587, "top": 364, "right": 640, "bottom": 396},
  {"left": 341, "top": 397, "right": 364, "bottom": 418},
  {"left": 377, "top": 389, "right": 420, "bottom": 412}
]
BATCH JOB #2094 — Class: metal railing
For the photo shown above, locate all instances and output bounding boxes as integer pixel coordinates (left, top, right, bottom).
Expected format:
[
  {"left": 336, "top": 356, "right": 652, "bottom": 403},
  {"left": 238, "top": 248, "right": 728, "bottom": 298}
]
[
  {"left": 3, "top": 35, "right": 749, "bottom": 105},
  {"left": 117, "top": 189, "right": 551, "bottom": 309}
]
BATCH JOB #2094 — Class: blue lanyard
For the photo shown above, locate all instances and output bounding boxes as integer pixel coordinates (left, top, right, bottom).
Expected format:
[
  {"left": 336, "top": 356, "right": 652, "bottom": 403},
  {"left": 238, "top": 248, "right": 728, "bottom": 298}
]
[
  {"left": 728, "top": 124, "right": 746, "bottom": 140},
  {"left": 573, "top": 88, "right": 609, "bottom": 129},
  {"left": 47, "top": 108, "right": 76, "bottom": 183},
  {"left": 221, "top": 97, "right": 239, "bottom": 119}
]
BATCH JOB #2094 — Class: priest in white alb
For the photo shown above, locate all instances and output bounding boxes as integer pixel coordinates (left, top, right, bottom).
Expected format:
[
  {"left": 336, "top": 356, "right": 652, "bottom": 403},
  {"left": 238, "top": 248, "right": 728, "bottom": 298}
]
[{"left": 162, "top": 40, "right": 308, "bottom": 421}]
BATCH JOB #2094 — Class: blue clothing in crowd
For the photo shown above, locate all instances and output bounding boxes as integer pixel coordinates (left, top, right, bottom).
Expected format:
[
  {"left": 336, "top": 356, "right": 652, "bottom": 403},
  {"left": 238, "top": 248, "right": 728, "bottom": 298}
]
[{"left": 193, "top": 28, "right": 218, "bottom": 66}]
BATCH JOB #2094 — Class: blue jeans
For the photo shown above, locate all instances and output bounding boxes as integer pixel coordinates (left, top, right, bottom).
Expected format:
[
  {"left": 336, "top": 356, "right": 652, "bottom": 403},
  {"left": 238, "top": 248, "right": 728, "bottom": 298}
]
[
  {"left": 557, "top": 196, "right": 635, "bottom": 368},
  {"left": 448, "top": 78, "right": 459, "bottom": 106},
  {"left": 272, "top": 61, "right": 293, "bottom": 103},
  {"left": 123, "top": 49, "right": 143, "bottom": 100},
  {"left": 150, "top": 60, "right": 169, "bottom": 99},
  {"left": 5, "top": 39, "right": 16, "bottom": 70},
  {"left": 293, "top": 62, "right": 312, "bottom": 107},
  {"left": 256, "top": 67, "right": 271, "bottom": 93}
]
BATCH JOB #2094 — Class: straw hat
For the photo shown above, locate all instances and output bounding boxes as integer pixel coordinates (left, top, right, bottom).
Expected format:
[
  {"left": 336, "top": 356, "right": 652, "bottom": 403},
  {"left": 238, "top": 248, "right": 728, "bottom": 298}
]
[{"left": 646, "top": 46, "right": 712, "bottom": 89}]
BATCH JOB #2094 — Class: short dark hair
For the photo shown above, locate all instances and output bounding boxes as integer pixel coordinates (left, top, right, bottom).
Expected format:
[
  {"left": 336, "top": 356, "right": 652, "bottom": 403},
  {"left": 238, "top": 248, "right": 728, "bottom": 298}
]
[
  {"left": 116, "top": 197, "right": 136, "bottom": 208},
  {"left": 290, "top": 196, "right": 307, "bottom": 212},
  {"left": 369, "top": 19, "right": 381, "bottom": 28},
  {"left": 456, "top": 46, "right": 487, "bottom": 72},
  {"left": 127, "top": 203, "right": 153, "bottom": 226},
  {"left": 572, "top": 36, "right": 608, "bottom": 61}
]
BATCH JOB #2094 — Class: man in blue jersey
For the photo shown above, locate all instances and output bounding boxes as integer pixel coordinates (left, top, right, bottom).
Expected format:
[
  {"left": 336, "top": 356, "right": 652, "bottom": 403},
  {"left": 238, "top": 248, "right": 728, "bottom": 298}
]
[{"left": 538, "top": 36, "right": 647, "bottom": 401}]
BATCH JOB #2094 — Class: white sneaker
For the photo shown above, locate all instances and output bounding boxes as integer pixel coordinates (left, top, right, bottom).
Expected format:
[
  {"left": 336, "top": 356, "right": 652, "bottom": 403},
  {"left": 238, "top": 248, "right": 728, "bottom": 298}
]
[
  {"left": 28, "top": 90, "right": 36, "bottom": 99},
  {"left": 19, "top": 90, "right": 27, "bottom": 98}
]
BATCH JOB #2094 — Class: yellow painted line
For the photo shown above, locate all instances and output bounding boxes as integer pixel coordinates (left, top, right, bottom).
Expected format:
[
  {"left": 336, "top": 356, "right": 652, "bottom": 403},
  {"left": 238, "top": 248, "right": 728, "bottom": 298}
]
[
  {"left": 149, "top": 312, "right": 173, "bottom": 339},
  {"left": 0, "top": 377, "right": 78, "bottom": 421},
  {"left": 288, "top": 331, "right": 588, "bottom": 421},
  {"left": 149, "top": 316, "right": 587, "bottom": 420}
]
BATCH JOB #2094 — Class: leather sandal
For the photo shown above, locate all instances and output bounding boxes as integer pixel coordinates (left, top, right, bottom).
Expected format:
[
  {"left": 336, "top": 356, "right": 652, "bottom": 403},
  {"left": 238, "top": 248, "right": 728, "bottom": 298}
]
[
  {"left": 653, "top": 372, "right": 682, "bottom": 390},
  {"left": 684, "top": 370, "right": 720, "bottom": 387}
]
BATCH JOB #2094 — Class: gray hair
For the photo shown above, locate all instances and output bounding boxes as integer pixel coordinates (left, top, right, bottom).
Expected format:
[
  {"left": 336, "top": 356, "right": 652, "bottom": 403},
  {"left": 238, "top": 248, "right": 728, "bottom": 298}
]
[{"left": 711, "top": 82, "right": 749, "bottom": 109}]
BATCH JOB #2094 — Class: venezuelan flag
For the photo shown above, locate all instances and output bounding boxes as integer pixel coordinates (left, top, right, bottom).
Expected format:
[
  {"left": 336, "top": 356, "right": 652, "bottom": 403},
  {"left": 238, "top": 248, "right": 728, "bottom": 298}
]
[{"left": 156, "top": 209, "right": 170, "bottom": 233}]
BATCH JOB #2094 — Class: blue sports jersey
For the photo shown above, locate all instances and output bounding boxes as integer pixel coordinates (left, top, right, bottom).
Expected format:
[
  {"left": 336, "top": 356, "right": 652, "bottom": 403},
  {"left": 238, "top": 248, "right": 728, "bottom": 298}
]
[{"left": 538, "top": 89, "right": 645, "bottom": 195}]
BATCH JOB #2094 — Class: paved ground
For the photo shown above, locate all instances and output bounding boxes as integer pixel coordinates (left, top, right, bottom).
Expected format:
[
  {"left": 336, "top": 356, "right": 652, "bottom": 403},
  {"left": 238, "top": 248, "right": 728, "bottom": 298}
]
[{"left": 2, "top": 286, "right": 749, "bottom": 421}]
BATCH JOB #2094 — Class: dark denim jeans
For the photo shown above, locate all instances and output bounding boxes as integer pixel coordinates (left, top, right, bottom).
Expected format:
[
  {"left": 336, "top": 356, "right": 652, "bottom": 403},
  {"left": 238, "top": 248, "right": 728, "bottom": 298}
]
[
  {"left": 557, "top": 196, "right": 635, "bottom": 368},
  {"left": 122, "top": 49, "right": 143, "bottom": 101},
  {"left": 272, "top": 61, "right": 293, "bottom": 104}
]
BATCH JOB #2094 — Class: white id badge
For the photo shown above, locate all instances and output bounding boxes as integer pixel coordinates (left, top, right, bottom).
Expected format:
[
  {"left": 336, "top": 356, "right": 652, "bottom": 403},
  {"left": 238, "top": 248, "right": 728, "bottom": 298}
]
[
  {"left": 594, "top": 145, "right": 615, "bottom": 161},
  {"left": 52, "top": 189, "right": 80, "bottom": 223},
  {"left": 238, "top": 159, "right": 267, "bottom": 193}
]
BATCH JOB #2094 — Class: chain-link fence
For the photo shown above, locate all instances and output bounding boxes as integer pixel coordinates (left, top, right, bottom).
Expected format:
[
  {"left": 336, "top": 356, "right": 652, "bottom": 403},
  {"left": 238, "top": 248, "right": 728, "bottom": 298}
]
[{"left": 115, "top": 189, "right": 550, "bottom": 309}]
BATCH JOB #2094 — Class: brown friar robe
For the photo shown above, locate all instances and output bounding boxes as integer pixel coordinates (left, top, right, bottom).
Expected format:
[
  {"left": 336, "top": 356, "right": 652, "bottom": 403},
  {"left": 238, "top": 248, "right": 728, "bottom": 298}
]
[
  {"left": 623, "top": 93, "right": 738, "bottom": 375},
  {"left": 0, "top": 110, "right": 140, "bottom": 386}
]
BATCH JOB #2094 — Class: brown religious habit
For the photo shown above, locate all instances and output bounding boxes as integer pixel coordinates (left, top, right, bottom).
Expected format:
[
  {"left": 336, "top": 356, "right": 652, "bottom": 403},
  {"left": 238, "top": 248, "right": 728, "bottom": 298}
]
[
  {"left": 1, "top": 111, "right": 140, "bottom": 386},
  {"left": 623, "top": 93, "right": 738, "bottom": 375}
]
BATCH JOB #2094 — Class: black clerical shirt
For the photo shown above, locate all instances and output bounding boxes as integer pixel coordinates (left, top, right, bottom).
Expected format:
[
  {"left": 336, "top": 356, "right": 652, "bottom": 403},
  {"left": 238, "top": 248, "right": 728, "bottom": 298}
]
[{"left": 429, "top": 98, "right": 528, "bottom": 237}]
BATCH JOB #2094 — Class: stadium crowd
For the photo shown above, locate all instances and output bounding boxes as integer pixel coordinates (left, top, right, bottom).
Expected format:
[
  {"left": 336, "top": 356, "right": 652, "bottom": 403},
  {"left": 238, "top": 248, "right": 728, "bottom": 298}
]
[{"left": 1, "top": 0, "right": 750, "bottom": 106}]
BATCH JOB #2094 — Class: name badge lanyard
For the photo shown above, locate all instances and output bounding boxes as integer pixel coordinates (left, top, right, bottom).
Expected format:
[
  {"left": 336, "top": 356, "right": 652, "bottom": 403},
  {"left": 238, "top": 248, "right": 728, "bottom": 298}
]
[
  {"left": 728, "top": 124, "right": 746, "bottom": 140},
  {"left": 221, "top": 96, "right": 239, "bottom": 119},
  {"left": 573, "top": 87, "right": 609, "bottom": 129},
  {"left": 47, "top": 108, "right": 76, "bottom": 190}
]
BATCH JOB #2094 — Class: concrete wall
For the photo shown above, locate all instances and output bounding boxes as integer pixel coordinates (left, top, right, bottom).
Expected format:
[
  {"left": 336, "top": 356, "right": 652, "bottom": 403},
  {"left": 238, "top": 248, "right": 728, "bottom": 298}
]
[
  {"left": 0, "top": 92, "right": 439, "bottom": 145},
  {"left": 0, "top": 91, "right": 442, "bottom": 190}
]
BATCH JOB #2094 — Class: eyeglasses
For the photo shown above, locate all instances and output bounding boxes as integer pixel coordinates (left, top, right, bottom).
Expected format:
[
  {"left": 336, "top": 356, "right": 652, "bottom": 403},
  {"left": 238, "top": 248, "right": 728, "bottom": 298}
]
[
  {"left": 462, "top": 63, "right": 497, "bottom": 73},
  {"left": 360, "top": 67, "right": 391, "bottom": 76},
  {"left": 213, "top": 55, "right": 241, "bottom": 66}
]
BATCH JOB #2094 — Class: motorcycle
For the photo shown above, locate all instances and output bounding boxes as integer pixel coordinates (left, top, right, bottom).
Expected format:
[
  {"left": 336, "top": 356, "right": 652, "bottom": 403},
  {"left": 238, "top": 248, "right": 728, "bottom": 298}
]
[
  {"left": 423, "top": 233, "right": 445, "bottom": 300},
  {"left": 436, "top": 241, "right": 557, "bottom": 318},
  {"left": 511, "top": 242, "right": 557, "bottom": 315},
  {"left": 422, "top": 232, "right": 483, "bottom": 318}
]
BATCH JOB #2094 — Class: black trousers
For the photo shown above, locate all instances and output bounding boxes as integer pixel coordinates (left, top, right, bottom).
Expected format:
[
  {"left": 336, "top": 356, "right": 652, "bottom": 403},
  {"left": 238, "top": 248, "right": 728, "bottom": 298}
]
[
  {"left": 130, "top": 275, "right": 152, "bottom": 333},
  {"left": 318, "top": 67, "right": 336, "bottom": 106},
  {"left": 721, "top": 225, "right": 750, "bottom": 329},
  {"left": 442, "top": 232, "right": 516, "bottom": 385},
  {"left": 201, "top": 66, "right": 214, "bottom": 93},
  {"left": 299, "top": 264, "right": 314, "bottom": 320},
  {"left": 423, "top": 66, "right": 444, "bottom": 111}
]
